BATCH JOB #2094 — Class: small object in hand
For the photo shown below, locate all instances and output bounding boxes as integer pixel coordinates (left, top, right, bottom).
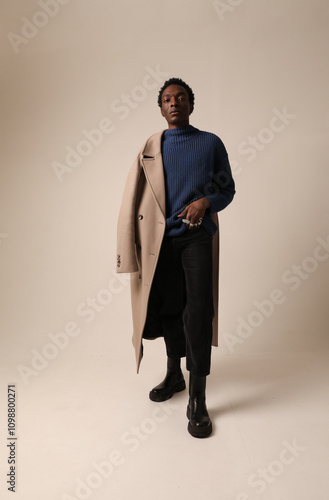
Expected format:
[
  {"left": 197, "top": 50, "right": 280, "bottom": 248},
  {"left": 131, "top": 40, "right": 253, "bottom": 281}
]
[{"left": 182, "top": 219, "right": 191, "bottom": 225}]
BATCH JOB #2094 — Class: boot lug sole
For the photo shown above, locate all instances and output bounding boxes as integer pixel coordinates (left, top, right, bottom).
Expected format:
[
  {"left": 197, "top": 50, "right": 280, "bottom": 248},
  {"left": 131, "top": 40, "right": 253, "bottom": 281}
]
[
  {"left": 149, "top": 379, "right": 186, "bottom": 402},
  {"left": 187, "top": 421, "right": 213, "bottom": 438}
]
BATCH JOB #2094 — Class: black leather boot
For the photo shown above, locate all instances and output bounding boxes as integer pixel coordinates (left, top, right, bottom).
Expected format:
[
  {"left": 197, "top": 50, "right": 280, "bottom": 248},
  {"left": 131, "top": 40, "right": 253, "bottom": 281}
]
[
  {"left": 149, "top": 357, "right": 186, "bottom": 402},
  {"left": 187, "top": 373, "right": 212, "bottom": 438}
]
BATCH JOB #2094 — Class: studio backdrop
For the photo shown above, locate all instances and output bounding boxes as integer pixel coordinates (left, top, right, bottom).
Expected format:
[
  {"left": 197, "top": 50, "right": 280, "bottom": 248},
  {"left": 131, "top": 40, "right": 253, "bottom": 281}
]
[{"left": 0, "top": 0, "right": 328, "bottom": 498}]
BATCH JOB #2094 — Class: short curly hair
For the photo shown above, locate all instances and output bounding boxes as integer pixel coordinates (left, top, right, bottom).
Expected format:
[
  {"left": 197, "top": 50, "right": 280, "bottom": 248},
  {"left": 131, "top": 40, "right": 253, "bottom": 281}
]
[{"left": 157, "top": 77, "right": 195, "bottom": 109}]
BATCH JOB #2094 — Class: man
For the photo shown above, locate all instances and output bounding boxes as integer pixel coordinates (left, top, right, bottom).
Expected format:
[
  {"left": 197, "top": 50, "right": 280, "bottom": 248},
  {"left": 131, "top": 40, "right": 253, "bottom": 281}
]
[{"left": 117, "top": 77, "right": 235, "bottom": 438}]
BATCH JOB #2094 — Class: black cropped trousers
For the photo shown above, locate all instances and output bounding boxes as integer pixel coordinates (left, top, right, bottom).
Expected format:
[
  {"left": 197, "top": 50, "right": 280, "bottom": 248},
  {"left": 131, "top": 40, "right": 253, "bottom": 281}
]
[{"left": 143, "top": 227, "right": 214, "bottom": 377}]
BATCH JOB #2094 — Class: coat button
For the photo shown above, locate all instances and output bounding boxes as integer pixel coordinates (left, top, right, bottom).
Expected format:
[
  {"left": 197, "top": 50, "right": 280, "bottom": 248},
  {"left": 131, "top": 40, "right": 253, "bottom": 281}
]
[{"left": 138, "top": 215, "right": 143, "bottom": 220}]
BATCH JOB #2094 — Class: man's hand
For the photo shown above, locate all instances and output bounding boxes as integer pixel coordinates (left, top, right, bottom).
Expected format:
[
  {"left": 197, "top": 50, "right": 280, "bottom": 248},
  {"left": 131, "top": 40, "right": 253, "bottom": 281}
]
[{"left": 178, "top": 198, "right": 211, "bottom": 230}]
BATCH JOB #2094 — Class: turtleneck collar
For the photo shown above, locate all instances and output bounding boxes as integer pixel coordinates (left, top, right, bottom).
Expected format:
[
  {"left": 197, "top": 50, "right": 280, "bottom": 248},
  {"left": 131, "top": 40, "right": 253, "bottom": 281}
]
[
  {"left": 164, "top": 125, "right": 198, "bottom": 137},
  {"left": 162, "top": 125, "right": 199, "bottom": 147}
]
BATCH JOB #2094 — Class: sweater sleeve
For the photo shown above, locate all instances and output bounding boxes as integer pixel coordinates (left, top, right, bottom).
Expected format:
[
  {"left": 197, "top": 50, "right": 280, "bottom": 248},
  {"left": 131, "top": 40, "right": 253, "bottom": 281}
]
[{"left": 205, "top": 137, "right": 236, "bottom": 214}]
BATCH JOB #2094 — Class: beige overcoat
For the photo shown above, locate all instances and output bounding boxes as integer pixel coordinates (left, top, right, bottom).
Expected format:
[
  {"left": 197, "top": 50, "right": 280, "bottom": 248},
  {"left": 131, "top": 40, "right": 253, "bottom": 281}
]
[{"left": 116, "top": 130, "right": 220, "bottom": 372}]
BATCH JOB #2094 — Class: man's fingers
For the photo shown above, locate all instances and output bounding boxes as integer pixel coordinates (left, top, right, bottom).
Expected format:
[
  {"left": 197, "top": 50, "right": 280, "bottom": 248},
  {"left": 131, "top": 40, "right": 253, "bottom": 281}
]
[
  {"left": 177, "top": 207, "right": 188, "bottom": 218},
  {"left": 178, "top": 203, "right": 205, "bottom": 230}
]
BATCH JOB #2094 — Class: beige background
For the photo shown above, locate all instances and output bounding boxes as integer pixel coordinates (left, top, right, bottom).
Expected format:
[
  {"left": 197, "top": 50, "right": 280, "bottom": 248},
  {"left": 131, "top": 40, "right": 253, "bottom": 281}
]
[{"left": 1, "top": 1, "right": 329, "bottom": 499}]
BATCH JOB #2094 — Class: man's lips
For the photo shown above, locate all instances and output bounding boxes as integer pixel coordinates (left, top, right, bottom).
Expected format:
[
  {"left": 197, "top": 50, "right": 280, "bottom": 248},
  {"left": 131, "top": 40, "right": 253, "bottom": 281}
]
[{"left": 170, "top": 110, "right": 180, "bottom": 115}]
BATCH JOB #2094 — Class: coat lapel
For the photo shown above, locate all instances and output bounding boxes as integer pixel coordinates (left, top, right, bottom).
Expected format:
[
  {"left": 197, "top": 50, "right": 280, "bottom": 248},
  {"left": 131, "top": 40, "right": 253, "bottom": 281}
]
[{"left": 141, "top": 130, "right": 166, "bottom": 218}]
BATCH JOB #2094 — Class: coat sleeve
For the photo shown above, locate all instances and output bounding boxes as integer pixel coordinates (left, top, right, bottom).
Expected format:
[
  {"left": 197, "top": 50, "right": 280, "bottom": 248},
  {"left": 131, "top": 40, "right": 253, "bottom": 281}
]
[{"left": 116, "top": 149, "right": 144, "bottom": 274}]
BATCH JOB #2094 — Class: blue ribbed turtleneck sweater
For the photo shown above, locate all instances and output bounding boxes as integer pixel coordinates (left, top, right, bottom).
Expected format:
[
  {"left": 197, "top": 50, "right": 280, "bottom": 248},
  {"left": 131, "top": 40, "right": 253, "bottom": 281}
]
[{"left": 161, "top": 125, "right": 235, "bottom": 237}]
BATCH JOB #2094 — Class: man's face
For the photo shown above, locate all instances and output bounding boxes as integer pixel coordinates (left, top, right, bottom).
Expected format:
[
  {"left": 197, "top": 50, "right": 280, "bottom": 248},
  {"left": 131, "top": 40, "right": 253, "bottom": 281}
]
[{"left": 160, "top": 84, "right": 193, "bottom": 129}]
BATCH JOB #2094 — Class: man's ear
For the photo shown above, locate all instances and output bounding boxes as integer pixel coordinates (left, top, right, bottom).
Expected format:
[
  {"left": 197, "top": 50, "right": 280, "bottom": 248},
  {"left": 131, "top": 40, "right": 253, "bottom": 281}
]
[
  {"left": 189, "top": 104, "right": 194, "bottom": 115},
  {"left": 160, "top": 107, "right": 165, "bottom": 117}
]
